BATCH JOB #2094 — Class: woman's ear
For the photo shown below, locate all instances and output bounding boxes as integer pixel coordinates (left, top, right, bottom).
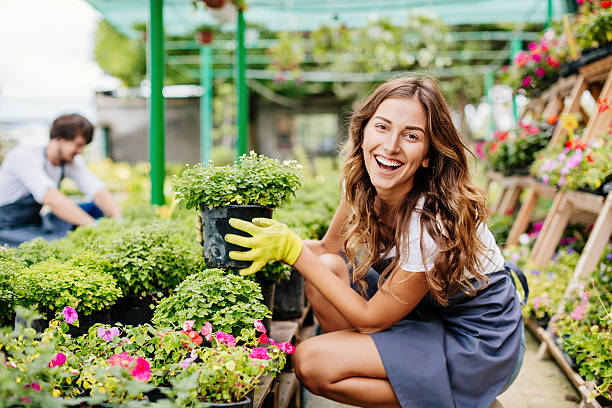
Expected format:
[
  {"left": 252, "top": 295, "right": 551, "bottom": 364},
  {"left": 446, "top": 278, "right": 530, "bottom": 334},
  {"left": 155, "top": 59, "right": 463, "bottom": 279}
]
[{"left": 422, "top": 157, "right": 430, "bottom": 168}]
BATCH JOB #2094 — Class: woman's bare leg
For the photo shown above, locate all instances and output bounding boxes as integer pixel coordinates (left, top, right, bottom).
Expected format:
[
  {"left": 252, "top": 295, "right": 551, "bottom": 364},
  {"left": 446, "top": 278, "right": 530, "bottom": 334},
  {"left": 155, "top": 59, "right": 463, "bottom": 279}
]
[
  {"left": 293, "top": 329, "right": 400, "bottom": 408},
  {"left": 305, "top": 253, "right": 354, "bottom": 333}
]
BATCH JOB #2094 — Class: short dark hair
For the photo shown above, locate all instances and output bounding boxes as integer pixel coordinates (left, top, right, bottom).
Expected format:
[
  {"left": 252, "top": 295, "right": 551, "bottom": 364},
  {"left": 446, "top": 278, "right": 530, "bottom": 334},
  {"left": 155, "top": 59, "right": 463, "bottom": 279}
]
[{"left": 50, "top": 114, "right": 94, "bottom": 144}]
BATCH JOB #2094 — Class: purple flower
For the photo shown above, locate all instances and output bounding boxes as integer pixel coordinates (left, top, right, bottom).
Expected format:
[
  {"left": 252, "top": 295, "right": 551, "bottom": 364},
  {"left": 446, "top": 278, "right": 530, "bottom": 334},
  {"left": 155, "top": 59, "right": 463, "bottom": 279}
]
[
  {"left": 606, "top": 253, "right": 612, "bottom": 261},
  {"left": 62, "top": 307, "right": 78, "bottom": 325},
  {"left": 530, "top": 269, "right": 541, "bottom": 276},
  {"left": 97, "top": 327, "right": 120, "bottom": 342},
  {"left": 547, "top": 272, "right": 555, "bottom": 280},
  {"left": 541, "top": 174, "right": 549, "bottom": 184},
  {"left": 567, "top": 247, "right": 574, "bottom": 254}
]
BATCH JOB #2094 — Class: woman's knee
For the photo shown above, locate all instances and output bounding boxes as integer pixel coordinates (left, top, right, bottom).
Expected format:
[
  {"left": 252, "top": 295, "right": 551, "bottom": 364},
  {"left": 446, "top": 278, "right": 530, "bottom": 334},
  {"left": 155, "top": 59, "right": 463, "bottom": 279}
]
[{"left": 293, "top": 340, "right": 332, "bottom": 395}]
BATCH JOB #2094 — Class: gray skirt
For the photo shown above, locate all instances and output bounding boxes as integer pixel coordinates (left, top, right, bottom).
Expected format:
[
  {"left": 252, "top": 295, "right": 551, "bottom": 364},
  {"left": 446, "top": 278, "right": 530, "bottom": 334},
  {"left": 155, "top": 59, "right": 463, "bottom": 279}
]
[{"left": 347, "top": 258, "right": 525, "bottom": 408}]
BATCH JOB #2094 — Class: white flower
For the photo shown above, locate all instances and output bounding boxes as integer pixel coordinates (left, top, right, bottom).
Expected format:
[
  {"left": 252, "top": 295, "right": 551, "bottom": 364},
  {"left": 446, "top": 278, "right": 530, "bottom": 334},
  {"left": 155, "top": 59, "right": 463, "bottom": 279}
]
[{"left": 518, "top": 233, "right": 531, "bottom": 246}]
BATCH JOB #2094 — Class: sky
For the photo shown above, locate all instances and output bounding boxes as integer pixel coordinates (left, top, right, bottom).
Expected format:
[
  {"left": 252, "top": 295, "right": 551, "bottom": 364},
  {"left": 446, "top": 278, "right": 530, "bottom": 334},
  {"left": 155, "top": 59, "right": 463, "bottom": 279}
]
[{"left": 0, "top": 0, "right": 118, "bottom": 125}]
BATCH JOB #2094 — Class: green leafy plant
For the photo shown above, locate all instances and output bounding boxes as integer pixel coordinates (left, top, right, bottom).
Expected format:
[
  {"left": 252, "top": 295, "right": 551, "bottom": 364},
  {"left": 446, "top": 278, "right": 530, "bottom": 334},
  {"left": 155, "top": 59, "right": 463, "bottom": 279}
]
[
  {"left": 152, "top": 268, "right": 270, "bottom": 337},
  {"left": 576, "top": 2, "right": 612, "bottom": 51},
  {"left": 100, "top": 220, "right": 206, "bottom": 297},
  {"left": 0, "top": 248, "right": 26, "bottom": 326},
  {"left": 173, "top": 151, "right": 303, "bottom": 210},
  {"left": 12, "top": 251, "right": 121, "bottom": 316}
]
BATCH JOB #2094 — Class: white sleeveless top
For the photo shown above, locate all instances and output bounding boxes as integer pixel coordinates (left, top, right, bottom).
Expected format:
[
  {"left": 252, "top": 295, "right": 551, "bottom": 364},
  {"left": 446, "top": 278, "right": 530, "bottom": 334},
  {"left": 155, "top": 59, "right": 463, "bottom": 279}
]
[{"left": 389, "top": 196, "right": 505, "bottom": 276}]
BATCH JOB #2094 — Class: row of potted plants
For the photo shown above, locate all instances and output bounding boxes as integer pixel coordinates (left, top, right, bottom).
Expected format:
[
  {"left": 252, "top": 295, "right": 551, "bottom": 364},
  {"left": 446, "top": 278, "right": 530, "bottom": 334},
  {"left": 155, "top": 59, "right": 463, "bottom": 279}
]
[{"left": 2, "top": 305, "right": 293, "bottom": 407}]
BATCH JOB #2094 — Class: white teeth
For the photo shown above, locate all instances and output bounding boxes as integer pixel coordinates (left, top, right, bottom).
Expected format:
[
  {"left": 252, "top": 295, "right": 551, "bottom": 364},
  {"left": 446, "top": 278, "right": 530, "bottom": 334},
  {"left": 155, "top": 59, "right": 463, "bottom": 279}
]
[{"left": 375, "top": 156, "right": 402, "bottom": 167}]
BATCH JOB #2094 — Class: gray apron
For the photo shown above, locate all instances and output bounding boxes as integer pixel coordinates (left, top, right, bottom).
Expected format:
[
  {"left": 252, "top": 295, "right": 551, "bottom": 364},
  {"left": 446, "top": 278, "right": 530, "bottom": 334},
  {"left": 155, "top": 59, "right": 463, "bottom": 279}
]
[{"left": 0, "top": 150, "right": 69, "bottom": 247}]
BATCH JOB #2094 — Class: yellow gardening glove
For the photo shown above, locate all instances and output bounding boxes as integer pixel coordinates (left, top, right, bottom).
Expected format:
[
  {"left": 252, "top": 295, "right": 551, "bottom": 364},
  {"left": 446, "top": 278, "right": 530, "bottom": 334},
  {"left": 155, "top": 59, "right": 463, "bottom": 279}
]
[{"left": 225, "top": 217, "right": 303, "bottom": 276}]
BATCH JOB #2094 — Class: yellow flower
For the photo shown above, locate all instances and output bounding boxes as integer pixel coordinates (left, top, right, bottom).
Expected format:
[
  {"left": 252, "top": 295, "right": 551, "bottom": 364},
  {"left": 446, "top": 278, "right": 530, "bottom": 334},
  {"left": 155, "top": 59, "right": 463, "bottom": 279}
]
[
  {"left": 52, "top": 389, "right": 61, "bottom": 398},
  {"left": 560, "top": 113, "right": 578, "bottom": 138}
]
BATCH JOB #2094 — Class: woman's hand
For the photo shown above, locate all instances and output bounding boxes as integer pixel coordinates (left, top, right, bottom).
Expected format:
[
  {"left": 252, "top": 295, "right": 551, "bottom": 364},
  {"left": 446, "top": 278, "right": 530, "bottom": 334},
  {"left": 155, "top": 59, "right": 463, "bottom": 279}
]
[{"left": 225, "top": 218, "right": 303, "bottom": 276}]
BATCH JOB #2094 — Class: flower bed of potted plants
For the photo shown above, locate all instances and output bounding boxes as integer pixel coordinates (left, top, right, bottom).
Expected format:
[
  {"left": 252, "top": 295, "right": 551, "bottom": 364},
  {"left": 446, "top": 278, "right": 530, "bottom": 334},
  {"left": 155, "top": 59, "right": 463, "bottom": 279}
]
[
  {"left": 484, "top": 120, "right": 555, "bottom": 176},
  {"left": 549, "top": 244, "right": 612, "bottom": 404},
  {"left": 173, "top": 151, "right": 302, "bottom": 270}
]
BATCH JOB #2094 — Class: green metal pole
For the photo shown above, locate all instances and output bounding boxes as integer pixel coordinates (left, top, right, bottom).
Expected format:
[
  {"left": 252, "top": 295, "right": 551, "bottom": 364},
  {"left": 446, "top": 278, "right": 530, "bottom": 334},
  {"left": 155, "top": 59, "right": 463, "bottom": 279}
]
[
  {"left": 200, "top": 45, "right": 213, "bottom": 163},
  {"left": 510, "top": 37, "right": 522, "bottom": 125},
  {"left": 236, "top": 8, "right": 248, "bottom": 158},
  {"left": 545, "top": 0, "right": 553, "bottom": 29},
  {"left": 149, "top": 0, "right": 165, "bottom": 205},
  {"left": 485, "top": 71, "right": 495, "bottom": 136}
]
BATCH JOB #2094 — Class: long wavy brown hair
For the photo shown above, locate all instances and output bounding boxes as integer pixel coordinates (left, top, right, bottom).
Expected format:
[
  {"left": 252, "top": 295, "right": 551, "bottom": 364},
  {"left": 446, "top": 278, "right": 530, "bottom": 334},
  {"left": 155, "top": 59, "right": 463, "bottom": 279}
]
[{"left": 341, "top": 76, "right": 490, "bottom": 305}]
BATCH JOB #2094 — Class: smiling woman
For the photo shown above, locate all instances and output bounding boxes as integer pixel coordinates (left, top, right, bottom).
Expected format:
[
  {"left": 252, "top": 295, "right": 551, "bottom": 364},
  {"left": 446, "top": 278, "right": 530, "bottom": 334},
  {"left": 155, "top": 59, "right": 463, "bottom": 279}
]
[{"left": 224, "top": 76, "right": 528, "bottom": 408}]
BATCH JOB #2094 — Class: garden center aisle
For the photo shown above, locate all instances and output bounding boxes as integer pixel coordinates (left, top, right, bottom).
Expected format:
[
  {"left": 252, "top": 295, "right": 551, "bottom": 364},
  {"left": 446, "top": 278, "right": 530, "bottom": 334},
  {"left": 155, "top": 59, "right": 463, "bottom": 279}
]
[{"left": 304, "top": 331, "right": 580, "bottom": 408}]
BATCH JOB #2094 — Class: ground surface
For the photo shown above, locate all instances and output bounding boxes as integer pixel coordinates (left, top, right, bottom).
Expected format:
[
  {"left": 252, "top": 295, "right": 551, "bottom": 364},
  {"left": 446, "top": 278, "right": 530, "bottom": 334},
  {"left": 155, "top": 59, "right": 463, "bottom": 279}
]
[{"left": 304, "top": 330, "right": 580, "bottom": 408}]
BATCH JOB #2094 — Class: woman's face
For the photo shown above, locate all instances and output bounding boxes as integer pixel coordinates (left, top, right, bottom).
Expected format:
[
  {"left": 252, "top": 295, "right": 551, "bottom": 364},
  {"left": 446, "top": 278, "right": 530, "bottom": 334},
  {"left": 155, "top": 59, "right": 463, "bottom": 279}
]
[{"left": 361, "top": 97, "right": 430, "bottom": 203}]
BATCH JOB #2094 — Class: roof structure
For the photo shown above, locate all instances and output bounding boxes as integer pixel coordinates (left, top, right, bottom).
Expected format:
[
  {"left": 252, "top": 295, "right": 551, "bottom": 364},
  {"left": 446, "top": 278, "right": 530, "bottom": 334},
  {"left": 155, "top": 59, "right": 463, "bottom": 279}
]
[{"left": 87, "top": 0, "right": 575, "bottom": 38}]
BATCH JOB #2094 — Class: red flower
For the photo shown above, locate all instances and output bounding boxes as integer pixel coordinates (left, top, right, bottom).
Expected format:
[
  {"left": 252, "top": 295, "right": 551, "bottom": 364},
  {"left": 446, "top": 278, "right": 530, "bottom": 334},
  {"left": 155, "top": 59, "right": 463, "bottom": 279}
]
[
  {"left": 565, "top": 140, "right": 572, "bottom": 149},
  {"left": 587, "top": 154, "right": 594, "bottom": 163},
  {"left": 602, "top": 1, "right": 611, "bottom": 8},
  {"left": 598, "top": 98, "right": 609, "bottom": 113},
  {"left": 547, "top": 114, "right": 558, "bottom": 125}
]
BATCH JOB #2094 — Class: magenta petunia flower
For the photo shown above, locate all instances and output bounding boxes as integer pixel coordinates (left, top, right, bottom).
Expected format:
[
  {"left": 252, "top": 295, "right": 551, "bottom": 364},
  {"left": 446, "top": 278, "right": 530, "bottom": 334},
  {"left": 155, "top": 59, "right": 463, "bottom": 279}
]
[
  {"left": 278, "top": 341, "right": 296, "bottom": 354},
  {"left": 535, "top": 67, "right": 546, "bottom": 77},
  {"left": 258, "top": 333, "right": 269, "bottom": 344},
  {"left": 62, "top": 307, "right": 78, "bottom": 325},
  {"left": 249, "top": 347, "right": 271, "bottom": 360},
  {"left": 522, "top": 76, "right": 532, "bottom": 88},
  {"left": 49, "top": 352, "right": 66, "bottom": 368},
  {"left": 97, "top": 327, "right": 120, "bottom": 342},
  {"left": 131, "top": 357, "right": 151, "bottom": 382}
]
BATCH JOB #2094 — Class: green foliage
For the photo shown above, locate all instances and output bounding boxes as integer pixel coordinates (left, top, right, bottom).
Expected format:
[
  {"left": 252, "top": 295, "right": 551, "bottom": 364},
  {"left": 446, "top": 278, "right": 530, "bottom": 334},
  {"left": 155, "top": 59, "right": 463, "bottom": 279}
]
[
  {"left": 12, "top": 252, "right": 121, "bottom": 316},
  {"left": 486, "top": 214, "right": 515, "bottom": 245},
  {"left": 152, "top": 269, "right": 270, "bottom": 337},
  {"left": 485, "top": 122, "right": 553, "bottom": 176},
  {"left": 100, "top": 220, "right": 206, "bottom": 297},
  {"left": 0, "top": 249, "right": 26, "bottom": 326},
  {"left": 93, "top": 20, "right": 146, "bottom": 88},
  {"left": 173, "top": 151, "right": 303, "bottom": 210},
  {"left": 576, "top": 5, "right": 612, "bottom": 50},
  {"left": 12, "top": 238, "right": 67, "bottom": 266}
]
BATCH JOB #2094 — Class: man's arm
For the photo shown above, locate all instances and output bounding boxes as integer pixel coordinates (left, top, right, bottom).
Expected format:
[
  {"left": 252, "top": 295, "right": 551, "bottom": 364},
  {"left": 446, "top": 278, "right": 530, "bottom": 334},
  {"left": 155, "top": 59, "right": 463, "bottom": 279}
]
[
  {"left": 93, "top": 189, "right": 121, "bottom": 218},
  {"left": 43, "top": 188, "right": 96, "bottom": 226}
]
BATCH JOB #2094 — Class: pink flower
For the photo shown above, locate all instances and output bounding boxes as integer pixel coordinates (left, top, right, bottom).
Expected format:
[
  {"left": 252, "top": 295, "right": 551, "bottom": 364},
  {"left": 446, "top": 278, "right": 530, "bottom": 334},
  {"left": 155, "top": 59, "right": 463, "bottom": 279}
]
[
  {"left": 528, "top": 42, "right": 538, "bottom": 51},
  {"left": 570, "top": 304, "right": 586, "bottom": 320},
  {"left": 108, "top": 352, "right": 134, "bottom": 369},
  {"left": 522, "top": 76, "right": 532, "bottom": 88},
  {"left": 259, "top": 333, "right": 269, "bottom": 344},
  {"left": 254, "top": 320, "right": 266, "bottom": 334},
  {"left": 532, "top": 53, "right": 542, "bottom": 63},
  {"left": 182, "top": 320, "right": 195, "bottom": 332},
  {"left": 97, "top": 327, "right": 120, "bottom": 342},
  {"left": 131, "top": 357, "right": 151, "bottom": 382},
  {"left": 249, "top": 347, "right": 271, "bottom": 360},
  {"left": 49, "top": 352, "right": 66, "bottom": 368},
  {"left": 20, "top": 397, "right": 31, "bottom": 404},
  {"left": 62, "top": 307, "right": 78, "bottom": 325},
  {"left": 535, "top": 67, "right": 546, "bottom": 77},
  {"left": 216, "top": 331, "right": 236, "bottom": 347},
  {"left": 24, "top": 383, "right": 40, "bottom": 391},
  {"left": 278, "top": 341, "right": 296, "bottom": 354},
  {"left": 200, "top": 322, "right": 213, "bottom": 341},
  {"left": 179, "top": 350, "right": 198, "bottom": 369}
]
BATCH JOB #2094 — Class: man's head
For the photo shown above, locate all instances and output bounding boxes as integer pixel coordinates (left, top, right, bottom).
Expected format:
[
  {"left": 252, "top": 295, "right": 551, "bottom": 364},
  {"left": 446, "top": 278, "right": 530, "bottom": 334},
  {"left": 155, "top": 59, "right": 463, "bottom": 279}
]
[{"left": 48, "top": 114, "right": 94, "bottom": 165}]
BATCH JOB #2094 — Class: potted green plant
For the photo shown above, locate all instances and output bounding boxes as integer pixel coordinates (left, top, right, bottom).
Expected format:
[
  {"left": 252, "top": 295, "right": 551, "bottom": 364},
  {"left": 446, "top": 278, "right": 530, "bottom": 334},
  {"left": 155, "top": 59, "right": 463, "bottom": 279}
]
[
  {"left": 152, "top": 268, "right": 270, "bottom": 337},
  {"left": 173, "top": 151, "right": 302, "bottom": 269},
  {"left": 11, "top": 251, "right": 121, "bottom": 336}
]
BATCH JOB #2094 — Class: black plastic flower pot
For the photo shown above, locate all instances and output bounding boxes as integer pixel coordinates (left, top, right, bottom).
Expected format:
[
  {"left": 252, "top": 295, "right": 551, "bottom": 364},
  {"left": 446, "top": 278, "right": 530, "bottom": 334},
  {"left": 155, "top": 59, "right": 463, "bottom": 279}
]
[
  {"left": 273, "top": 268, "right": 305, "bottom": 320},
  {"left": 200, "top": 205, "right": 273, "bottom": 269},
  {"left": 205, "top": 396, "right": 252, "bottom": 407},
  {"left": 559, "top": 59, "right": 580, "bottom": 78},
  {"left": 257, "top": 280, "right": 276, "bottom": 335},
  {"left": 579, "top": 44, "right": 612, "bottom": 67},
  {"left": 110, "top": 294, "right": 157, "bottom": 326}
]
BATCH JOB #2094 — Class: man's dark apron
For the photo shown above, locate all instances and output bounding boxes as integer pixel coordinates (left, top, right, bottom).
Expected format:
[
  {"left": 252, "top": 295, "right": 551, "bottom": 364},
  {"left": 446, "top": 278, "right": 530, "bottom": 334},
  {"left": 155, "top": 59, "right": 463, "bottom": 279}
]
[{"left": 0, "top": 151, "right": 69, "bottom": 247}]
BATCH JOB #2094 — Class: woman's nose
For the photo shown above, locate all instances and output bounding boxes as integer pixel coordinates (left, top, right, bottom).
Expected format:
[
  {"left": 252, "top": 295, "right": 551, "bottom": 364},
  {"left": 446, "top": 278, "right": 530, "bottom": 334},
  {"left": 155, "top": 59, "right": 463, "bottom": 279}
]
[{"left": 383, "top": 133, "right": 401, "bottom": 152}]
